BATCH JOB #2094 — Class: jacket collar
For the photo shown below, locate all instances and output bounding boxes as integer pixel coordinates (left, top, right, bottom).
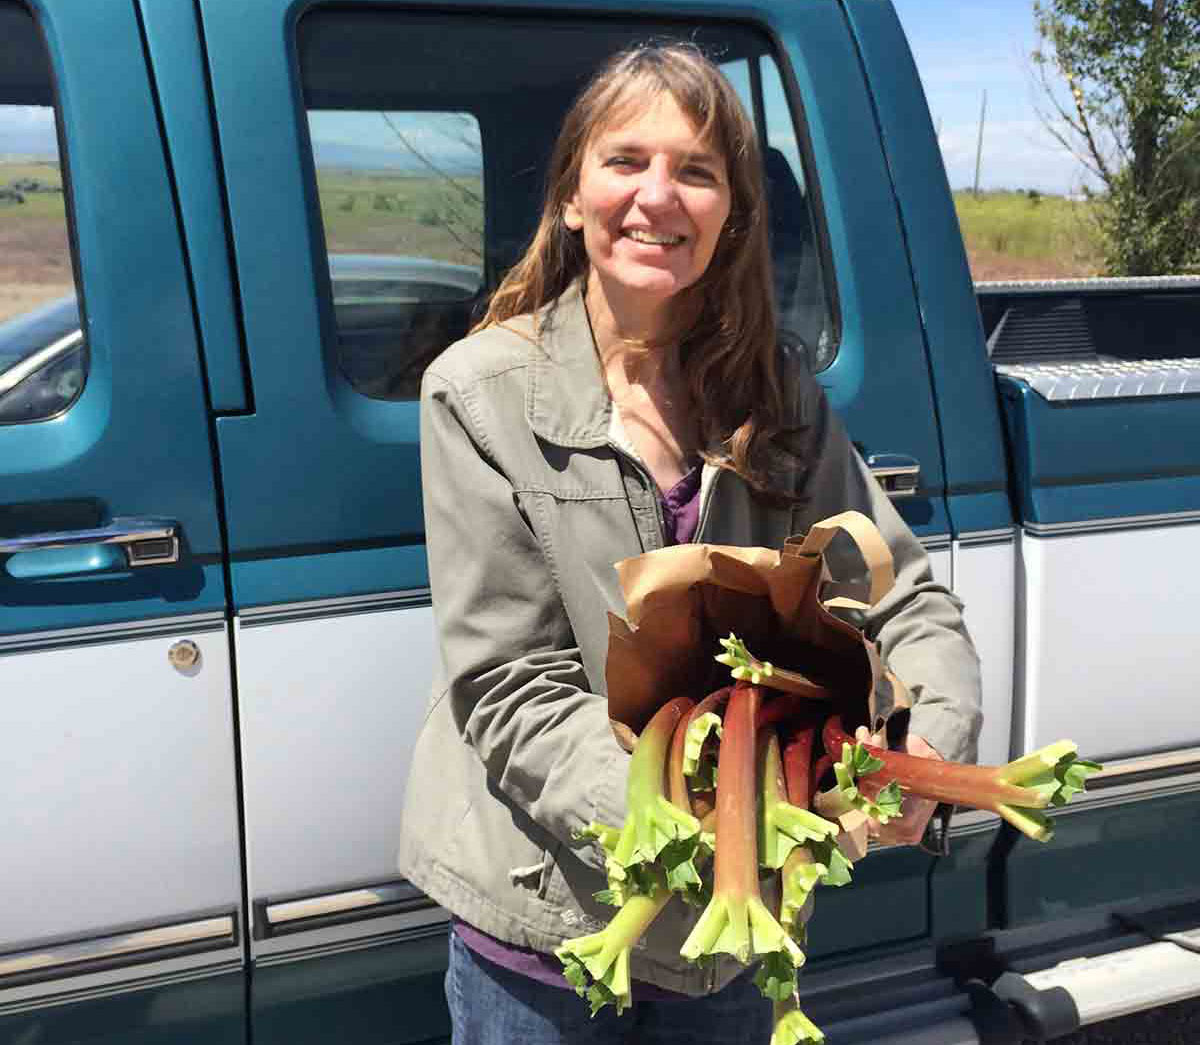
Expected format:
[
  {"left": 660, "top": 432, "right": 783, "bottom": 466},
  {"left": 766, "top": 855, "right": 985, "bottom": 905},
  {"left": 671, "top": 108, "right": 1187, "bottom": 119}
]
[
  {"left": 525, "top": 281, "right": 613, "bottom": 449},
  {"left": 524, "top": 280, "right": 809, "bottom": 450}
]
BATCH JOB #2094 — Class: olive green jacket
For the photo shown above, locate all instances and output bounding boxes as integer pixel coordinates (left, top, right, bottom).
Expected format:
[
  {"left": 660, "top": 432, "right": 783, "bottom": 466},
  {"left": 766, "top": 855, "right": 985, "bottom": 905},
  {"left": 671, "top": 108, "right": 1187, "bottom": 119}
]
[{"left": 397, "top": 283, "right": 982, "bottom": 995}]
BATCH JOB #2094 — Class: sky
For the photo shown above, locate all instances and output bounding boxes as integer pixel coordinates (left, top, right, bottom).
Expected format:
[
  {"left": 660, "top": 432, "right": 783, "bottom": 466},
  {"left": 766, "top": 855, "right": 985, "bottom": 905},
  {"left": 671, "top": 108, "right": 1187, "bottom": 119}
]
[
  {"left": 892, "top": 0, "right": 1096, "bottom": 194},
  {"left": 2, "top": 1, "right": 1094, "bottom": 196}
]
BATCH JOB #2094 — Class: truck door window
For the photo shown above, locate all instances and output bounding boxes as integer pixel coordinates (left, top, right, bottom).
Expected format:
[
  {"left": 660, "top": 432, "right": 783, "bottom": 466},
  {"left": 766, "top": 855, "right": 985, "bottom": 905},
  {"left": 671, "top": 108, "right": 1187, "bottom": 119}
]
[
  {"left": 759, "top": 56, "right": 834, "bottom": 371},
  {"left": 0, "top": 3, "right": 86, "bottom": 425},
  {"left": 307, "top": 109, "right": 485, "bottom": 400},
  {"left": 297, "top": 11, "right": 836, "bottom": 399}
]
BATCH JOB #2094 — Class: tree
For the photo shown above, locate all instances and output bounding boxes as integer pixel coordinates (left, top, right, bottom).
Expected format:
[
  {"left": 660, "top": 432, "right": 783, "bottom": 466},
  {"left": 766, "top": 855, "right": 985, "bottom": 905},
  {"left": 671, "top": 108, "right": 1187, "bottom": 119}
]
[{"left": 1033, "top": 0, "right": 1200, "bottom": 274}]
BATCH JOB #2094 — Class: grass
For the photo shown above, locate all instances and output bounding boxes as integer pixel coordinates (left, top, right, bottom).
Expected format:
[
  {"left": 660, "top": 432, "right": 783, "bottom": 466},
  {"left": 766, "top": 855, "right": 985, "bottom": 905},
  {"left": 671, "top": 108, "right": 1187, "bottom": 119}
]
[
  {"left": 314, "top": 169, "right": 484, "bottom": 266},
  {"left": 953, "top": 190, "right": 1104, "bottom": 281}
]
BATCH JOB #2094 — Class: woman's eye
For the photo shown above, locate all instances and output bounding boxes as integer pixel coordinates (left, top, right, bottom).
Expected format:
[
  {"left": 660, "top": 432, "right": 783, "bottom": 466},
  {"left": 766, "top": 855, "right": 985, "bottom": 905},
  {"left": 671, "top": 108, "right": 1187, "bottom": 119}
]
[
  {"left": 605, "top": 155, "right": 638, "bottom": 169},
  {"left": 683, "top": 165, "right": 718, "bottom": 182}
]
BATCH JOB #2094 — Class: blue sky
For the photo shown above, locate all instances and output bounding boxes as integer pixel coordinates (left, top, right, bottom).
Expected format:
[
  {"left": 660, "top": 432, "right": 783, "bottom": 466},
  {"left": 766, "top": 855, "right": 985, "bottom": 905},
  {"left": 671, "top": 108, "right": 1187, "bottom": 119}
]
[
  {"left": 2, "top": 1, "right": 1090, "bottom": 195},
  {"left": 892, "top": 0, "right": 1093, "bottom": 194}
]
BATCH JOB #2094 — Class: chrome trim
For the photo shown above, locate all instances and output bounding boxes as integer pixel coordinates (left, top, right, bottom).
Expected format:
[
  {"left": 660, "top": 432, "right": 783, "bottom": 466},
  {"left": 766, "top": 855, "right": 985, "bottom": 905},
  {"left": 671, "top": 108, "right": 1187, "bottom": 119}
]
[
  {"left": 919, "top": 534, "right": 953, "bottom": 552},
  {"left": 0, "top": 915, "right": 236, "bottom": 982},
  {"left": 265, "top": 881, "right": 430, "bottom": 927},
  {"left": 239, "top": 588, "right": 431, "bottom": 627},
  {"left": 252, "top": 919, "right": 449, "bottom": 970},
  {"left": 0, "top": 957, "right": 243, "bottom": 1017},
  {"left": 955, "top": 527, "right": 1015, "bottom": 548},
  {"left": 0, "top": 612, "right": 227, "bottom": 655},
  {"left": 944, "top": 751, "right": 1200, "bottom": 836},
  {"left": 976, "top": 275, "right": 1200, "bottom": 294},
  {"left": 1024, "top": 510, "right": 1200, "bottom": 537},
  {"left": 0, "top": 516, "right": 179, "bottom": 567},
  {"left": 946, "top": 808, "right": 1002, "bottom": 838},
  {"left": 1089, "top": 746, "right": 1200, "bottom": 787},
  {"left": 0, "top": 329, "right": 83, "bottom": 397}
]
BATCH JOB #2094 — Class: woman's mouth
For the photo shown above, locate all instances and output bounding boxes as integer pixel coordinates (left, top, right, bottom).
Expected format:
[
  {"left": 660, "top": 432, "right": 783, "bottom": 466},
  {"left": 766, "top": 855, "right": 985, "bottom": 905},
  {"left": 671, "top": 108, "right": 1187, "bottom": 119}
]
[{"left": 623, "top": 228, "right": 686, "bottom": 246}]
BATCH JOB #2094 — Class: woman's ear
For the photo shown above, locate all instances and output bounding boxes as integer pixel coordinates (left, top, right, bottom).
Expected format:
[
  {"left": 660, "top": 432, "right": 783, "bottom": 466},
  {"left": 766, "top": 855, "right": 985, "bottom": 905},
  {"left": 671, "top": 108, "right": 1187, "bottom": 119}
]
[{"left": 563, "top": 195, "right": 583, "bottom": 231}]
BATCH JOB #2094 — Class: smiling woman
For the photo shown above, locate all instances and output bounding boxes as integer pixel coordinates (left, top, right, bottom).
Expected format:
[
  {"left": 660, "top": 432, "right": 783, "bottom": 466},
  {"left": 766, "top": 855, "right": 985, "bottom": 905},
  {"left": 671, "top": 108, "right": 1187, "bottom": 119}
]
[{"left": 397, "top": 39, "right": 981, "bottom": 1045}]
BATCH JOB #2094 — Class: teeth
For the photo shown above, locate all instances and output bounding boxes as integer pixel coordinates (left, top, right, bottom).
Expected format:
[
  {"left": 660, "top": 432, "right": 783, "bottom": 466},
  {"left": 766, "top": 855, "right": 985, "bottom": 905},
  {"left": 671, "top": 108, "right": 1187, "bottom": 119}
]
[{"left": 626, "top": 229, "right": 684, "bottom": 246}]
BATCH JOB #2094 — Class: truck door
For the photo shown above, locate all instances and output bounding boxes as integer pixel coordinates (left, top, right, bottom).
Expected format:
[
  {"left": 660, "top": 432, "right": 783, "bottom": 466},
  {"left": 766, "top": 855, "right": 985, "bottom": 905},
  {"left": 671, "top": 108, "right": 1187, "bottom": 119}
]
[{"left": 0, "top": 2, "right": 244, "bottom": 1039}]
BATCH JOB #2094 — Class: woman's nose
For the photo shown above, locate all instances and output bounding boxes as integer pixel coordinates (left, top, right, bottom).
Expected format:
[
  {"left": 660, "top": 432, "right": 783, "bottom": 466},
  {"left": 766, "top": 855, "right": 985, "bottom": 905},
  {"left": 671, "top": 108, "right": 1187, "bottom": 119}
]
[{"left": 634, "top": 157, "right": 679, "bottom": 210}]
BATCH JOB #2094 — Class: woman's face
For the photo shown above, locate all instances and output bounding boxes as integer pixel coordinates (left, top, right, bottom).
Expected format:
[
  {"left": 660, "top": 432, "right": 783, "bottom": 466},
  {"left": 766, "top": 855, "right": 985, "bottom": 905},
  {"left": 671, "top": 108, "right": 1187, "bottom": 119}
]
[{"left": 564, "top": 92, "right": 731, "bottom": 311}]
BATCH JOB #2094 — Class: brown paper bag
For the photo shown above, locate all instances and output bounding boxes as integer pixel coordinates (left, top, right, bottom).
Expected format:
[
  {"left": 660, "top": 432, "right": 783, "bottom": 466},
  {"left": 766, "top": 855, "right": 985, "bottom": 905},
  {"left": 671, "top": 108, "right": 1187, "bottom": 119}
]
[{"left": 604, "top": 511, "right": 910, "bottom": 736}]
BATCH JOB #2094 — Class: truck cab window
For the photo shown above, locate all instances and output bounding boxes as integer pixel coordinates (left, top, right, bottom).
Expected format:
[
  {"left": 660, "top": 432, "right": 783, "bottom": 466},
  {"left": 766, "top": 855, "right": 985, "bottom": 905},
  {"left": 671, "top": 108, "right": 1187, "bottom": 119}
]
[
  {"left": 307, "top": 109, "right": 485, "bottom": 401},
  {"left": 296, "top": 12, "right": 836, "bottom": 399},
  {"left": 0, "top": 3, "right": 86, "bottom": 425}
]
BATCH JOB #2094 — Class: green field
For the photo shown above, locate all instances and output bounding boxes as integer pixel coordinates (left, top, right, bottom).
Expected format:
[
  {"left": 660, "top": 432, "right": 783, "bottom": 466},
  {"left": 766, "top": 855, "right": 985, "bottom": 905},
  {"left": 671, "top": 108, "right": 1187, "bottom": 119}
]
[
  {"left": 314, "top": 168, "right": 484, "bottom": 266},
  {"left": 953, "top": 190, "right": 1104, "bottom": 280}
]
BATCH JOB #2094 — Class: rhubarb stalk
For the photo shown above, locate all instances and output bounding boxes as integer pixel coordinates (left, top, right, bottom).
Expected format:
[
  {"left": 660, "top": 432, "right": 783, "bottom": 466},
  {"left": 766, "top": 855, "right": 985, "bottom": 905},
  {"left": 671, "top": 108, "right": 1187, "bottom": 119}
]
[
  {"left": 821, "top": 716, "right": 1102, "bottom": 841},
  {"left": 716, "top": 634, "right": 832, "bottom": 699},
  {"left": 758, "top": 729, "right": 839, "bottom": 870},
  {"left": 557, "top": 868, "right": 673, "bottom": 1016},
  {"left": 771, "top": 990, "right": 825, "bottom": 1044},
  {"left": 680, "top": 684, "right": 804, "bottom": 974},
  {"left": 577, "top": 696, "right": 708, "bottom": 904}
]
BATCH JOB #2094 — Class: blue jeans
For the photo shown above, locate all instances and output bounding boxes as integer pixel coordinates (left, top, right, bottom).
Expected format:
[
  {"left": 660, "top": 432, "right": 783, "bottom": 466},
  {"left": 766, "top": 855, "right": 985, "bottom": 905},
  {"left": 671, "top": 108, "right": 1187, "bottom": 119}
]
[{"left": 445, "top": 931, "right": 772, "bottom": 1044}]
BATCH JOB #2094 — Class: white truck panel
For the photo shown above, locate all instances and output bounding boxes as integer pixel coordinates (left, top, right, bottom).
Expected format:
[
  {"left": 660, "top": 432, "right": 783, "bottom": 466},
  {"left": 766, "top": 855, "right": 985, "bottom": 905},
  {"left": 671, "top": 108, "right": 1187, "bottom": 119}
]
[
  {"left": 233, "top": 604, "right": 436, "bottom": 920},
  {"left": 1018, "top": 524, "right": 1200, "bottom": 760},
  {"left": 0, "top": 629, "right": 241, "bottom": 946}
]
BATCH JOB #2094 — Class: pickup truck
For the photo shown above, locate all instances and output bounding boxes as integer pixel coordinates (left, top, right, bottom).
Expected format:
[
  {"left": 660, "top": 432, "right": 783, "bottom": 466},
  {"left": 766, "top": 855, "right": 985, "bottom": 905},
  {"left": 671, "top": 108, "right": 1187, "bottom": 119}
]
[{"left": 1, "top": 1, "right": 1198, "bottom": 1043}]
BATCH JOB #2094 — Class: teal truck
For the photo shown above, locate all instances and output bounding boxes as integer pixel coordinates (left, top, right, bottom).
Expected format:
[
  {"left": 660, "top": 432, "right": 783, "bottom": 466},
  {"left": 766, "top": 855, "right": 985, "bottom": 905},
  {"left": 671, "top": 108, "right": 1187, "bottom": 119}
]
[{"left": 1, "top": 0, "right": 1198, "bottom": 1042}]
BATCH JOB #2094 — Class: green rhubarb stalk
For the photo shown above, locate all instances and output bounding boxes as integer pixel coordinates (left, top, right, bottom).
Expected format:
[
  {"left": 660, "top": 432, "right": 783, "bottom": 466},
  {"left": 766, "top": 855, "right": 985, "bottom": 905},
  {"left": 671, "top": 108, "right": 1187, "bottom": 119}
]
[
  {"left": 771, "top": 991, "right": 825, "bottom": 1044},
  {"left": 668, "top": 686, "right": 729, "bottom": 809},
  {"left": 577, "top": 696, "right": 707, "bottom": 905},
  {"left": 758, "top": 729, "right": 840, "bottom": 870},
  {"left": 715, "top": 634, "right": 832, "bottom": 699},
  {"left": 680, "top": 684, "right": 804, "bottom": 977},
  {"left": 683, "top": 712, "right": 723, "bottom": 782},
  {"left": 780, "top": 845, "right": 825, "bottom": 934},
  {"left": 821, "top": 716, "right": 1103, "bottom": 842},
  {"left": 556, "top": 869, "right": 673, "bottom": 1017}
]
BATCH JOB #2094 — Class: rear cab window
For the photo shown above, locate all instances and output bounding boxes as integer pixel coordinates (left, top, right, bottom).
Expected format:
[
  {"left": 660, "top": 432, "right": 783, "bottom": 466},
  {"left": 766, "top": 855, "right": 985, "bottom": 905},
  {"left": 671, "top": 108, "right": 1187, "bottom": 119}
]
[{"left": 296, "top": 10, "right": 836, "bottom": 400}]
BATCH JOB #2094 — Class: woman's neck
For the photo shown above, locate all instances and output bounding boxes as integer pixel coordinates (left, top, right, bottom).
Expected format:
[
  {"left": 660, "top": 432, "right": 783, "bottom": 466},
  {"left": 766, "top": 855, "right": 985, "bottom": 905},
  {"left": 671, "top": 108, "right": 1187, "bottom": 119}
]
[
  {"left": 583, "top": 272, "right": 697, "bottom": 484},
  {"left": 583, "top": 271, "right": 674, "bottom": 356}
]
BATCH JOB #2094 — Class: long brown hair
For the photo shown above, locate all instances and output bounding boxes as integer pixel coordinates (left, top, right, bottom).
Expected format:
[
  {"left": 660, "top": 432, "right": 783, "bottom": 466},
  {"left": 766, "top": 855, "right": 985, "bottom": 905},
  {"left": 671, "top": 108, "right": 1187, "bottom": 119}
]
[{"left": 478, "top": 42, "right": 792, "bottom": 497}]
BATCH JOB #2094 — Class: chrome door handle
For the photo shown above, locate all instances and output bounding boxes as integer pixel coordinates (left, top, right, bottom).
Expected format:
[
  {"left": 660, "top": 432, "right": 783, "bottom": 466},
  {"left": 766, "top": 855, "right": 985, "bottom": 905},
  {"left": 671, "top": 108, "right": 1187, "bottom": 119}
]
[
  {"left": 0, "top": 516, "right": 180, "bottom": 566},
  {"left": 867, "top": 454, "right": 921, "bottom": 499}
]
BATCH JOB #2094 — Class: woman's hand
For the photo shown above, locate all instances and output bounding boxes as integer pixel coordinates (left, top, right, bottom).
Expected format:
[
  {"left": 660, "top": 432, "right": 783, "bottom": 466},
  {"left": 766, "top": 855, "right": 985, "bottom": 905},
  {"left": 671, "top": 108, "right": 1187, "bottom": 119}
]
[{"left": 854, "top": 726, "right": 942, "bottom": 847}]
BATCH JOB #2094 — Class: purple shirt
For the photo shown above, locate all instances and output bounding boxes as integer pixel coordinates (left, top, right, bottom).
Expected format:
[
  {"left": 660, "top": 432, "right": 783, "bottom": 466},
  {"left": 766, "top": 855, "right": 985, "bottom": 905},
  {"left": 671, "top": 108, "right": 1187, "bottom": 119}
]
[
  {"left": 660, "top": 462, "right": 702, "bottom": 545},
  {"left": 454, "top": 462, "right": 704, "bottom": 997}
]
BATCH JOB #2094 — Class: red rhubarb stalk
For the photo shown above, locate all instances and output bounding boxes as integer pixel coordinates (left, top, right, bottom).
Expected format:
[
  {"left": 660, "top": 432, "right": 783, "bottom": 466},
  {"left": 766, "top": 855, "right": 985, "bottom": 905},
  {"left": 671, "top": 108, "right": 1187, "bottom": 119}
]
[
  {"left": 821, "top": 716, "right": 1101, "bottom": 841},
  {"left": 680, "top": 684, "right": 803, "bottom": 970}
]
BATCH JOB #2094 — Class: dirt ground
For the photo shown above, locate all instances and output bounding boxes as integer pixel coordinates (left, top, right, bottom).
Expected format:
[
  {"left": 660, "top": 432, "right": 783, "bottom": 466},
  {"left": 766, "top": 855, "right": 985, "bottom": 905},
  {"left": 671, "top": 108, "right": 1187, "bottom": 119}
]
[
  {"left": 0, "top": 212, "right": 74, "bottom": 323},
  {"left": 965, "top": 247, "right": 1098, "bottom": 282}
]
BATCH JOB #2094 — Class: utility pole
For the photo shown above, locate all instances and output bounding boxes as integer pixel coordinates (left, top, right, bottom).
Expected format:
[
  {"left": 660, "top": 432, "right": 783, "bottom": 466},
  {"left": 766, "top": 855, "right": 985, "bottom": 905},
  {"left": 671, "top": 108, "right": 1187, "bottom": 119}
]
[{"left": 973, "top": 90, "right": 987, "bottom": 199}]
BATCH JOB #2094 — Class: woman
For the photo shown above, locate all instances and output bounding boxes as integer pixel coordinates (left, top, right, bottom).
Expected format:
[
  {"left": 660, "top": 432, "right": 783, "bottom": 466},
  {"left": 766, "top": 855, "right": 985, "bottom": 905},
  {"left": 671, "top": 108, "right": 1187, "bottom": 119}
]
[{"left": 398, "top": 42, "right": 982, "bottom": 1044}]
